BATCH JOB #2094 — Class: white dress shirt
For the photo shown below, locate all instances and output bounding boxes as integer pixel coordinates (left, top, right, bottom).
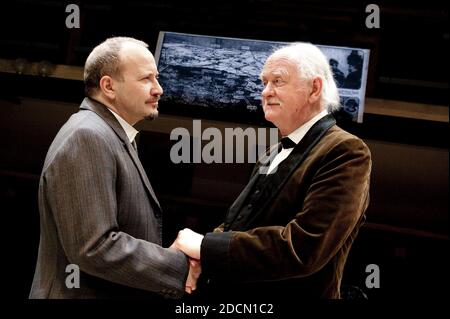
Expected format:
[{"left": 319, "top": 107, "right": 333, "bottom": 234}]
[
  {"left": 266, "top": 109, "right": 329, "bottom": 174},
  {"left": 108, "top": 109, "right": 139, "bottom": 145}
]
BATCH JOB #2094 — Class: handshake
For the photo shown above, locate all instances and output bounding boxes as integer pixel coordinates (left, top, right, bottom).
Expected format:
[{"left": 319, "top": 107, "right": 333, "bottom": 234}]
[{"left": 170, "top": 228, "right": 204, "bottom": 294}]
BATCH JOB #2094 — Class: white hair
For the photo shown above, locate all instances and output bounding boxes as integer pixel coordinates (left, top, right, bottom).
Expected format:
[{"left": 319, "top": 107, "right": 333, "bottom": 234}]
[{"left": 270, "top": 42, "right": 341, "bottom": 112}]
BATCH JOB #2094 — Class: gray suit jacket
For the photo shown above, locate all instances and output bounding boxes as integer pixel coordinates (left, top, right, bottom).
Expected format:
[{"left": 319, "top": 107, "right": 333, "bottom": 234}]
[{"left": 29, "top": 97, "right": 188, "bottom": 299}]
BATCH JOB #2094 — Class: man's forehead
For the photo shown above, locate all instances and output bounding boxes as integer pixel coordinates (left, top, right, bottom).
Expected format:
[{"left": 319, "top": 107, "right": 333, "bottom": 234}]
[
  {"left": 261, "top": 57, "right": 295, "bottom": 77},
  {"left": 120, "top": 46, "right": 157, "bottom": 73},
  {"left": 136, "top": 63, "right": 158, "bottom": 77},
  {"left": 120, "top": 43, "right": 154, "bottom": 62}
]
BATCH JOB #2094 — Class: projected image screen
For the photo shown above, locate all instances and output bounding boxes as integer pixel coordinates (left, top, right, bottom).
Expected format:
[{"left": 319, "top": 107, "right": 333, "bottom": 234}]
[{"left": 155, "top": 32, "right": 370, "bottom": 123}]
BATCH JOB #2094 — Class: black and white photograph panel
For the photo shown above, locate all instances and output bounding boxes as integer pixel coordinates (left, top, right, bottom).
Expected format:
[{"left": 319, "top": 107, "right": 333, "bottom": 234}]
[
  {"left": 155, "top": 32, "right": 370, "bottom": 123},
  {"left": 320, "top": 46, "right": 370, "bottom": 122},
  {"left": 340, "top": 96, "right": 360, "bottom": 122},
  {"left": 155, "top": 32, "right": 277, "bottom": 115}
]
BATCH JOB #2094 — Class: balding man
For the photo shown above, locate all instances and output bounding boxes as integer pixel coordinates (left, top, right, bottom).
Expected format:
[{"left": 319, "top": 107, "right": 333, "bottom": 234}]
[{"left": 30, "top": 37, "right": 198, "bottom": 299}]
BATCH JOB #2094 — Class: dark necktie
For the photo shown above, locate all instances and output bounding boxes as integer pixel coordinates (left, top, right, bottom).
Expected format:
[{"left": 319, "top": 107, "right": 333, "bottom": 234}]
[
  {"left": 131, "top": 139, "right": 138, "bottom": 152},
  {"left": 280, "top": 137, "right": 296, "bottom": 149}
]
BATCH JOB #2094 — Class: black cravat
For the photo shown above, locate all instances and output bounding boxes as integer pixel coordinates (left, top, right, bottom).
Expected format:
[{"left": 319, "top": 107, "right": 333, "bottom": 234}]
[{"left": 280, "top": 137, "right": 296, "bottom": 149}]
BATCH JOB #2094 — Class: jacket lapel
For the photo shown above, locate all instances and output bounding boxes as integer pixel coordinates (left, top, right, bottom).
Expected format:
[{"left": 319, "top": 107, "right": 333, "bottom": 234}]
[
  {"left": 80, "top": 98, "right": 162, "bottom": 212},
  {"left": 241, "top": 114, "right": 336, "bottom": 229}
]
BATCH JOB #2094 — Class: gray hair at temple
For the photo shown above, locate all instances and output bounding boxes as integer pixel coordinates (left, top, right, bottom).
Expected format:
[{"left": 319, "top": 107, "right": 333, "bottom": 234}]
[
  {"left": 269, "top": 42, "right": 341, "bottom": 112},
  {"left": 84, "top": 37, "right": 149, "bottom": 97}
]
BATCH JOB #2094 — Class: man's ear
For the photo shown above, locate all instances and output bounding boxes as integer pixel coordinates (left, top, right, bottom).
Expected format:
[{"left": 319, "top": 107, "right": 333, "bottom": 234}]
[
  {"left": 99, "top": 75, "right": 115, "bottom": 99},
  {"left": 308, "top": 77, "right": 323, "bottom": 104}
]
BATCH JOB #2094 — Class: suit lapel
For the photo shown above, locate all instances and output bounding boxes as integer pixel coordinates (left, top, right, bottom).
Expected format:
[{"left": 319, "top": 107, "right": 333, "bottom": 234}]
[
  {"left": 80, "top": 98, "right": 162, "bottom": 211},
  {"left": 124, "top": 141, "right": 162, "bottom": 211},
  {"left": 241, "top": 114, "right": 336, "bottom": 229}
]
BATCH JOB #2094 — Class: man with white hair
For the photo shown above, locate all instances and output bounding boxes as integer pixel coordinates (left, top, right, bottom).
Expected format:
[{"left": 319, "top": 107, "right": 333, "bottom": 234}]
[{"left": 172, "top": 43, "right": 372, "bottom": 299}]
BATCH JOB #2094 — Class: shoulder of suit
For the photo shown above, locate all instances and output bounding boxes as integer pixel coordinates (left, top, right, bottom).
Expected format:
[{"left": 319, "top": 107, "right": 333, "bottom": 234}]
[
  {"left": 49, "top": 111, "right": 119, "bottom": 156},
  {"left": 321, "top": 125, "right": 370, "bottom": 152},
  {"left": 326, "top": 125, "right": 362, "bottom": 141},
  {"left": 43, "top": 118, "right": 117, "bottom": 173},
  {"left": 65, "top": 110, "right": 117, "bottom": 139}
]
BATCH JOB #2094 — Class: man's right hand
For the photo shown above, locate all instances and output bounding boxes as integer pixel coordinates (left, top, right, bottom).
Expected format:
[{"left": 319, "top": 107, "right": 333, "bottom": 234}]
[{"left": 185, "top": 258, "right": 201, "bottom": 294}]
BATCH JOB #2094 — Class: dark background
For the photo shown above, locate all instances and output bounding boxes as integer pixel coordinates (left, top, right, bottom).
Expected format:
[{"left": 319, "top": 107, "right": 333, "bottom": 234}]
[{"left": 0, "top": 0, "right": 448, "bottom": 304}]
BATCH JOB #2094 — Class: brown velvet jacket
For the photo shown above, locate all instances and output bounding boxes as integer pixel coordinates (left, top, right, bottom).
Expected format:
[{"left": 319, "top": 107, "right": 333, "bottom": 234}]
[{"left": 201, "top": 115, "right": 371, "bottom": 299}]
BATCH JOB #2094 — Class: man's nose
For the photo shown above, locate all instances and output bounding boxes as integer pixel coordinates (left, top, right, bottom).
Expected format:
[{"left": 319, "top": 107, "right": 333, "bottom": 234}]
[
  {"left": 152, "top": 80, "right": 163, "bottom": 96},
  {"left": 262, "top": 82, "right": 274, "bottom": 98}
]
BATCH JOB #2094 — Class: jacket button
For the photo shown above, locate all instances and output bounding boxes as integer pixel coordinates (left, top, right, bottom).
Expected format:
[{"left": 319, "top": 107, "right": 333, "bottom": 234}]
[{"left": 247, "top": 204, "right": 252, "bottom": 209}]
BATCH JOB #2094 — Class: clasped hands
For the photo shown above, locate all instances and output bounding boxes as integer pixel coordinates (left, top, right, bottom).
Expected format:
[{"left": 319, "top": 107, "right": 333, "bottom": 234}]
[{"left": 170, "top": 228, "right": 204, "bottom": 294}]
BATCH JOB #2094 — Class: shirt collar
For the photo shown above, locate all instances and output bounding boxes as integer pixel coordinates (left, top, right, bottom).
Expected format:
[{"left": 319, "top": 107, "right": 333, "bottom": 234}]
[
  {"left": 108, "top": 109, "right": 139, "bottom": 143},
  {"left": 287, "top": 109, "right": 329, "bottom": 145}
]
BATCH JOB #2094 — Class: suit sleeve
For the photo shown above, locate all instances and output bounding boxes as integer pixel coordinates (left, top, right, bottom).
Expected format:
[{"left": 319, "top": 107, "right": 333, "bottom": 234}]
[
  {"left": 43, "top": 128, "right": 188, "bottom": 298},
  {"left": 201, "top": 137, "right": 371, "bottom": 282}
]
